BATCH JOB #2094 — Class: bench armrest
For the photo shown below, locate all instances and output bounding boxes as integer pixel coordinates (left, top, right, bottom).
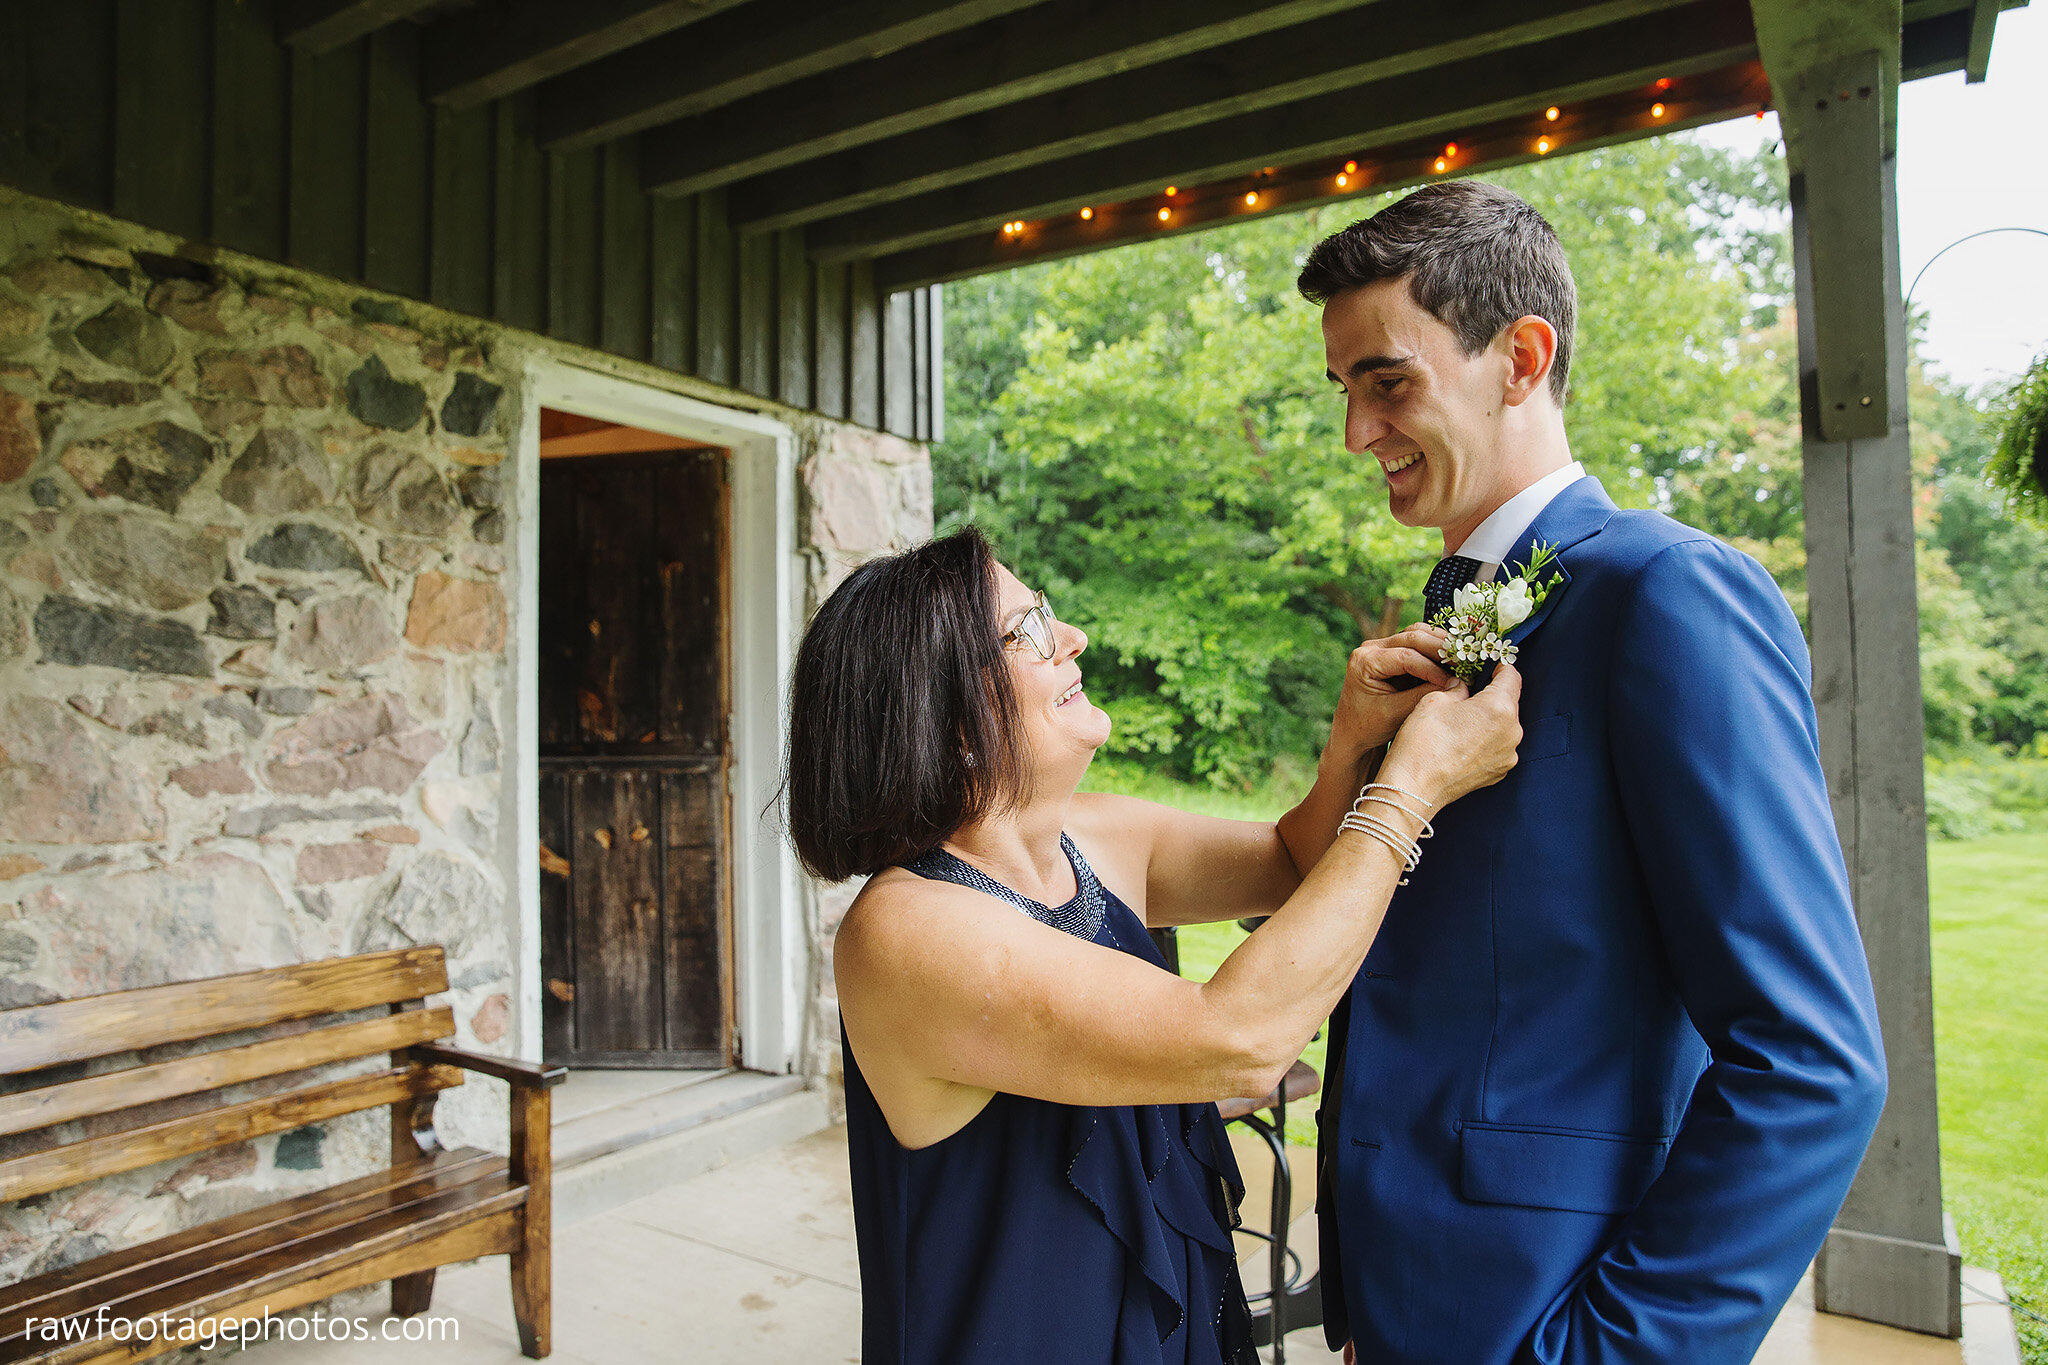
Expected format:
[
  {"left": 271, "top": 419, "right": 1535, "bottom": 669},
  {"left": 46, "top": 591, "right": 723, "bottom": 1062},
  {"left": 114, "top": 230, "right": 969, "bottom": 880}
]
[{"left": 412, "top": 1043, "right": 567, "bottom": 1089}]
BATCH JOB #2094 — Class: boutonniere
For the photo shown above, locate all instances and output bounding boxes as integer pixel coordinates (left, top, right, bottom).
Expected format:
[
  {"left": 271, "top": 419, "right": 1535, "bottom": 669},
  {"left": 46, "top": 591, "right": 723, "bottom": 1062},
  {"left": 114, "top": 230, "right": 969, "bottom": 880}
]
[{"left": 1430, "top": 542, "right": 1565, "bottom": 682}]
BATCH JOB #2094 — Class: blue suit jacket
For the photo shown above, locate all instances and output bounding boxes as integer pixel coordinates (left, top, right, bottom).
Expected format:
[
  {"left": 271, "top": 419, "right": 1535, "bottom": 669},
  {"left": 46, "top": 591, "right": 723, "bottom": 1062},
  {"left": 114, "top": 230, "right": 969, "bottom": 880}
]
[{"left": 1317, "top": 477, "right": 1887, "bottom": 1364}]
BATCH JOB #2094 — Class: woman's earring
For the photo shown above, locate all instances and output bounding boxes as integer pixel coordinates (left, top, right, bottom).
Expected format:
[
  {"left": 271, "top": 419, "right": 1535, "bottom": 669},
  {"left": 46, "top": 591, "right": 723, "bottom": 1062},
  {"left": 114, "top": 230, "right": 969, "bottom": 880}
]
[{"left": 963, "top": 751, "right": 979, "bottom": 769}]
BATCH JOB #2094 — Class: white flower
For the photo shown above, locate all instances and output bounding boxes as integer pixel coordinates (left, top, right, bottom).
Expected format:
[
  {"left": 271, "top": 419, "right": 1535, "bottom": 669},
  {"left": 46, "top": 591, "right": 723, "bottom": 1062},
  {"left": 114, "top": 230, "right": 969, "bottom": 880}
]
[
  {"left": 1453, "top": 583, "right": 1486, "bottom": 615},
  {"left": 1495, "top": 578, "right": 1534, "bottom": 631}
]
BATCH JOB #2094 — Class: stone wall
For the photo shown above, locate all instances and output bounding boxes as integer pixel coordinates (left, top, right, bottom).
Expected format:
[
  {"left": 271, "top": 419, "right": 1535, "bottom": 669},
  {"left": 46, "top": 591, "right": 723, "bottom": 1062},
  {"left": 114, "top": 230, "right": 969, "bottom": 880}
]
[
  {"left": 0, "top": 191, "right": 520, "bottom": 1286},
  {"left": 795, "top": 422, "right": 935, "bottom": 1116},
  {"left": 0, "top": 183, "right": 937, "bottom": 1292}
]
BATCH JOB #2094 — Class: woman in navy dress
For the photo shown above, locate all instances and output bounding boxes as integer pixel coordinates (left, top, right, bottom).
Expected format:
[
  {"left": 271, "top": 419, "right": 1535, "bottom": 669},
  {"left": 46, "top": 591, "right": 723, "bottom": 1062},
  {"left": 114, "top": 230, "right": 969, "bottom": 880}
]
[{"left": 786, "top": 529, "right": 1521, "bottom": 1365}]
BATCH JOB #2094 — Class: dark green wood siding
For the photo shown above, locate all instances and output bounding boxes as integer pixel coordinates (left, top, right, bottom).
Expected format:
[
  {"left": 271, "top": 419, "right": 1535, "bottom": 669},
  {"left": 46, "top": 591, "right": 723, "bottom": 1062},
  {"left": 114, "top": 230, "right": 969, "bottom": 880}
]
[{"left": 0, "top": 0, "right": 935, "bottom": 440}]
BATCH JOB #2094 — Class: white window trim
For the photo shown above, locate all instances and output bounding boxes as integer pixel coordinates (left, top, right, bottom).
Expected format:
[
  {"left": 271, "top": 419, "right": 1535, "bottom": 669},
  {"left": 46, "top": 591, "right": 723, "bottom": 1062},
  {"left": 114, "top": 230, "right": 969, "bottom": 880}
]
[{"left": 511, "top": 358, "right": 805, "bottom": 1075}]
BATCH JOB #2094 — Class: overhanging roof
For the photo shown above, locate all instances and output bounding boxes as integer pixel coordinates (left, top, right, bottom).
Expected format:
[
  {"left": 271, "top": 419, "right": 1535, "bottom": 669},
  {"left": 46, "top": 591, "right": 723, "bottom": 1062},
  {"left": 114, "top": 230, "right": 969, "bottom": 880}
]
[{"left": 282, "top": 0, "right": 2020, "bottom": 291}]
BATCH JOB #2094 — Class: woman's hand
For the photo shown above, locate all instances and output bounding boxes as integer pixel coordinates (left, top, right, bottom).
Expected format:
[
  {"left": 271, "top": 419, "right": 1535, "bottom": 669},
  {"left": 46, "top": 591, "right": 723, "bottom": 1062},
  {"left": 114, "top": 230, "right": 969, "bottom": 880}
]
[
  {"left": 1379, "top": 664, "right": 1524, "bottom": 808},
  {"left": 1326, "top": 626, "right": 1458, "bottom": 764}
]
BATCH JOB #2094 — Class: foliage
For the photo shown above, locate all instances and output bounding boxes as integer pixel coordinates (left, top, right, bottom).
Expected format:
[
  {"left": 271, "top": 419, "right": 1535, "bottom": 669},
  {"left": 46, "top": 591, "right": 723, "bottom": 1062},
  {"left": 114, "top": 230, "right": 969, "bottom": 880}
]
[
  {"left": 1988, "top": 351, "right": 2048, "bottom": 523},
  {"left": 939, "top": 136, "right": 1799, "bottom": 785},
  {"left": 1924, "top": 753, "right": 2048, "bottom": 839}
]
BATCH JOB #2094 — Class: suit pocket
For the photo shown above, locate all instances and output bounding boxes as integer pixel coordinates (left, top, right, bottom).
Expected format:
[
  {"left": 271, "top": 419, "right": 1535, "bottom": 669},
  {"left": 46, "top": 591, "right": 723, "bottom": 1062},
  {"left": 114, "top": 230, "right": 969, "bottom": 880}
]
[
  {"left": 1459, "top": 1122, "right": 1670, "bottom": 1215},
  {"left": 1521, "top": 712, "right": 1571, "bottom": 761}
]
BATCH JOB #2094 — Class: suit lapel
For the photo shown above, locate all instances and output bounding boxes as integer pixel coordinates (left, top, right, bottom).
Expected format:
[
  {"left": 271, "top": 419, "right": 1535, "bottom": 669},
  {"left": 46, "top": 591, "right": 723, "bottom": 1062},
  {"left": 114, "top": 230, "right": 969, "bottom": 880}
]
[{"left": 1502, "top": 476, "right": 1613, "bottom": 649}]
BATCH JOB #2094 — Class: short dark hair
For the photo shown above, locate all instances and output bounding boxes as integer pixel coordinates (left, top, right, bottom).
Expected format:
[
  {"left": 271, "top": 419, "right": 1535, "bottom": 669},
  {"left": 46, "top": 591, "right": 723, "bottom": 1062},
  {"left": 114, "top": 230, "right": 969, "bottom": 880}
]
[
  {"left": 786, "top": 527, "right": 1027, "bottom": 882},
  {"left": 1297, "top": 181, "right": 1577, "bottom": 403}
]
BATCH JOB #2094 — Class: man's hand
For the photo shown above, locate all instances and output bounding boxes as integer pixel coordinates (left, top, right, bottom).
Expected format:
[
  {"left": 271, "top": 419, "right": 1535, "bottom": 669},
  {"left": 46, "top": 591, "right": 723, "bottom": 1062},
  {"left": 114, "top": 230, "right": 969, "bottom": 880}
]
[
  {"left": 1327, "top": 625, "right": 1456, "bottom": 763},
  {"left": 1343, "top": 1342, "right": 1356, "bottom": 1364}
]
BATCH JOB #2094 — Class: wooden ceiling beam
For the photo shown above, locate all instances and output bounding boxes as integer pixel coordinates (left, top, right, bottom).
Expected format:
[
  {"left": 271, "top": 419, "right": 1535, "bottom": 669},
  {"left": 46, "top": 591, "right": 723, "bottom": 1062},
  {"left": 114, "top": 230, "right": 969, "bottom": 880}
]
[
  {"left": 725, "top": 0, "right": 1699, "bottom": 234},
  {"left": 803, "top": 0, "right": 1758, "bottom": 264},
  {"left": 638, "top": 0, "right": 1379, "bottom": 199},
  {"left": 535, "top": 0, "right": 1046, "bottom": 152},
  {"left": 277, "top": 0, "right": 443, "bottom": 53},
  {"left": 872, "top": 65, "right": 1772, "bottom": 291},
  {"left": 422, "top": 0, "right": 751, "bottom": 108}
]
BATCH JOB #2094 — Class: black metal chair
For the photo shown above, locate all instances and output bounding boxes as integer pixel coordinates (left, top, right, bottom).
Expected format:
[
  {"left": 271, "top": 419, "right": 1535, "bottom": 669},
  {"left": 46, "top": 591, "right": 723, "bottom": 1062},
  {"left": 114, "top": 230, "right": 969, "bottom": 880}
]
[{"left": 1151, "top": 925, "right": 1325, "bottom": 1362}]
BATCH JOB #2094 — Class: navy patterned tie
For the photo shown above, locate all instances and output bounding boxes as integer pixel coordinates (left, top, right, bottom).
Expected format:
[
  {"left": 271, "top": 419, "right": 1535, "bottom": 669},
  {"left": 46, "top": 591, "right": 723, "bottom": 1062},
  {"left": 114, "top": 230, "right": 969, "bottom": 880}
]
[{"left": 1422, "top": 554, "right": 1485, "bottom": 623}]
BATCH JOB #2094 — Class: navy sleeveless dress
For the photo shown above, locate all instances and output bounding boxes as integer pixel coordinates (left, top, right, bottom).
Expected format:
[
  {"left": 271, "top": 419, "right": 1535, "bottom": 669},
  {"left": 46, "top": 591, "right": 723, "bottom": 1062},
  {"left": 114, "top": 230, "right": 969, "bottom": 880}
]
[{"left": 844, "top": 835, "right": 1258, "bottom": 1365}]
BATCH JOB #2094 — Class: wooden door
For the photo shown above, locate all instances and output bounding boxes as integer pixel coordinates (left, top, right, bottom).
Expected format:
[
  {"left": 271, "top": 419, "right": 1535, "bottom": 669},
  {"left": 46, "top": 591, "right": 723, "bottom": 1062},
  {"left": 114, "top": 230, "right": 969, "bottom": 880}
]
[{"left": 537, "top": 449, "right": 732, "bottom": 1068}]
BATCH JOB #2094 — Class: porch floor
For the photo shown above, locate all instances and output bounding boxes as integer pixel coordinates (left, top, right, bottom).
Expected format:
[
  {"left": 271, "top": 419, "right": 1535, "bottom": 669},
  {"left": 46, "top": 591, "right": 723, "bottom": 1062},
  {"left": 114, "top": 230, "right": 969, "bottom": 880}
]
[{"left": 235, "top": 1126, "right": 2021, "bottom": 1364}]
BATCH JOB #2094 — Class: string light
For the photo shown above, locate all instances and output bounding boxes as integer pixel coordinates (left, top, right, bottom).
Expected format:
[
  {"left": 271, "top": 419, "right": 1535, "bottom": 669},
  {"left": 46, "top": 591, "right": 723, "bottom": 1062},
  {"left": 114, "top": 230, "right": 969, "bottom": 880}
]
[
  {"left": 1244, "top": 191, "right": 1259, "bottom": 207},
  {"left": 1344, "top": 159, "right": 1358, "bottom": 174},
  {"left": 1157, "top": 206, "right": 1171, "bottom": 222},
  {"left": 1079, "top": 206, "right": 1093, "bottom": 220},
  {"left": 1335, "top": 173, "right": 1349, "bottom": 187},
  {"left": 1165, "top": 185, "right": 1179, "bottom": 197},
  {"left": 1536, "top": 137, "right": 1551, "bottom": 154},
  {"left": 1655, "top": 77, "right": 1672, "bottom": 91},
  {"left": 1545, "top": 106, "right": 1560, "bottom": 121},
  {"left": 1651, "top": 101, "right": 1667, "bottom": 118},
  {"left": 1443, "top": 142, "right": 1459, "bottom": 156},
  {"left": 1433, "top": 156, "right": 1448, "bottom": 173}
]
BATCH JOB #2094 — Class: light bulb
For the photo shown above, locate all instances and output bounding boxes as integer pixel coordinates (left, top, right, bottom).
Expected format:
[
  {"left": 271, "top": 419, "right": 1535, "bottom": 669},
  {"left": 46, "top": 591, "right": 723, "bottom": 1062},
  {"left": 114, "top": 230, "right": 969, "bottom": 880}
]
[
  {"left": 1545, "top": 106, "right": 1560, "bottom": 121},
  {"left": 1433, "top": 157, "right": 1447, "bottom": 173},
  {"left": 1079, "top": 206, "right": 1093, "bottom": 220},
  {"left": 1536, "top": 137, "right": 1551, "bottom": 154},
  {"left": 1655, "top": 77, "right": 1672, "bottom": 90},
  {"left": 1336, "top": 174, "right": 1349, "bottom": 188},
  {"left": 1651, "top": 102, "right": 1666, "bottom": 118},
  {"left": 1443, "top": 142, "right": 1458, "bottom": 156},
  {"left": 1165, "top": 185, "right": 1178, "bottom": 197},
  {"left": 1244, "top": 191, "right": 1259, "bottom": 207},
  {"left": 1157, "top": 207, "right": 1170, "bottom": 222},
  {"left": 1344, "top": 159, "right": 1358, "bottom": 174}
]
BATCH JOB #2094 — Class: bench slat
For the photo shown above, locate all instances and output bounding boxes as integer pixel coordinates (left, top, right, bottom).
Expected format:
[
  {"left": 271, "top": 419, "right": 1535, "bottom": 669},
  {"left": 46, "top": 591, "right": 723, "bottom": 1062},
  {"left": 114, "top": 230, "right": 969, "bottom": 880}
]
[
  {"left": 0, "top": 1065, "right": 463, "bottom": 1202},
  {"left": 0, "top": 1009, "right": 457, "bottom": 1141},
  {"left": 0, "top": 948, "right": 450, "bottom": 1076},
  {"left": 0, "top": 1148, "right": 502, "bottom": 1318},
  {"left": 7, "top": 1202, "right": 523, "bottom": 1365},
  {"left": 1, "top": 1171, "right": 522, "bottom": 1354}
]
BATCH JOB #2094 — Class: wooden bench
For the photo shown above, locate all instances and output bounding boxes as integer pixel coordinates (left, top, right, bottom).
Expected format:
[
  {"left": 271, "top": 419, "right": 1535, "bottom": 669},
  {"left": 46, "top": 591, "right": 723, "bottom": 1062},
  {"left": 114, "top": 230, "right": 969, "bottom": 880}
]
[{"left": 0, "top": 946, "right": 564, "bottom": 1364}]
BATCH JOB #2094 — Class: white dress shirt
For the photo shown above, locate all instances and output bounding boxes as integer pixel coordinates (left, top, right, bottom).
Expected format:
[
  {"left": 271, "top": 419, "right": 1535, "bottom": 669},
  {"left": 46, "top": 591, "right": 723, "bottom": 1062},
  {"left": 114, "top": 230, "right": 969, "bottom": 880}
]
[{"left": 1455, "top": 460, "right": 1589, "bottom": 574}]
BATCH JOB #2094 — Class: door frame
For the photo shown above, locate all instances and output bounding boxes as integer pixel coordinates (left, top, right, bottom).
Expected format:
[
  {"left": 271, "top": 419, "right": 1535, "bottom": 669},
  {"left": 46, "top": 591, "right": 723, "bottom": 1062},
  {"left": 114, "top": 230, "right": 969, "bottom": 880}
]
[{"left": 512, "top": 358, "right": 804, "bottom": 1075}]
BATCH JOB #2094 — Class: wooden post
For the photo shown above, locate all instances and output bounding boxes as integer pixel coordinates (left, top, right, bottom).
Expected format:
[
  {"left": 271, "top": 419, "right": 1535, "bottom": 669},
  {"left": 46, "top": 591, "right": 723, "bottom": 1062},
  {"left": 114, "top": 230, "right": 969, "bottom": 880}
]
[
  {"left": 509, "top": 1080, "right": 554, "bottom": 1358},
  {"left": 1792, "top": 131, "right": 1962, "bottom": 1343}
]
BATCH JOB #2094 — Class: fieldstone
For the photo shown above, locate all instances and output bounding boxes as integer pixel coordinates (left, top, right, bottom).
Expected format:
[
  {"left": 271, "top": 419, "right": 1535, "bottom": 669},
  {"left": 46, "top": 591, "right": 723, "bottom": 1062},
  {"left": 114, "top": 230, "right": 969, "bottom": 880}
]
[
  {"left": 446, "top": 445, "right": 503, "bottom": 468},
  {"left": 361, "top": 824, "right": 419, "bottom": 844},
  {"left": 277, "top": 585, "right": 317, "bottom": 605},
  {"left": 203, "top": 691, "right": 264, "bottom": 738},
  {"left": 10, "top": 548, "right": 63, "bottom": 590},
  {"left": 296, "top": 842, "right": 389, "bottom": 884},
  {"left": 145, "top": 279, "right": 235, "bottom": 335},
  {"left": 196, "top": 345, "right": 331, "bottom": 408},
  {"left": 380, "top": 539, "right": 435, "bottom": 573},
  {"left": 221, "top": 643, "right": 273, "bottom": 676},
  {"left": 220, "top": 429, "right": 335, "bottom": 515},
  {"left": 152, "top": 1142, "right": 256, "bottom": 1198},
  {"left": 806, "top": 457, "right": 895, "bottom": 553},
  {"left": 223, "top": 801, "right": 399, "bottom": 838},
  {"left": 0, "top": 696, "right": 164, "bottom": 842},
  {"left": 0, "top": 295, "right": 42, "bottom": 345},
  {"left": 192, "top": 399, "right": 266, "bottom": 434},
  {"left": 454, "top": 468, "right": 500, "bottom": 510},
  {"left": 440, "top": 374, "right": 502, "bottom": 438},
  {"left": 265, "top": 694, "right": 444, "bottom": 797},
  {"left": 459, "top": 688, "right": 499, "bottom": 776},
  {"left": 33, "top": 595, "right": 210, "bottom": 676},
  {"left": 49, "top": 370, "right": 160, "bottom": 406},
  {"left": 345, "top": 446, "right": 457, "bottom": 536},
  {"left": 351, "top": 297, "right": 407, "bottom": 327},
  {"left": 168, "top": 756, "right": 254, "bottom": 797},
  {"left": 256, "top": 686, "right": 317, "bottom": 716},
  {"left": 127, "top": 710, "right": 207, "bottom": 746},
  {"left": 9, "top": 257, "right": 101, "bottom": 296},
  {"left": 472, "top": 509, "right": 504, "bottom": 545},
  {"left": 73, "top": 302, "right": 175, "bottom": 378},
  {"left": 0, "top": 583, "right": 26, "bottom": 661},
  {"left": 22, "top": 853, "right": 295, "bottom": 994},
  {"left": 459, "top": 543, "right": 501, "bottom": 574},
  {"left": 404, "top": 572, "right": 504, "bottom": 653},
  {"left": 344, "top": 356, "right": 424, "bottom": 431},
  {"left": 0, "top": 390, "right": 36, "bottom": 483},
  {"left": 354, "top": 852, "right": 495, "bottom": 957},
  {"left": 244, "top": 523, "right": 369, "bottom": 577},
  {"left": 273, "top": 1127, "right": 324, "bottom": 1171},
  {"left": 62, "top": 510, "right": 227, "bottom": 611},
  {"left": 0, "top": 522, "right": 25, "bottom": 558},
  {"left": 30, "top": 478, "right": 62, "bottom": 508},
  {"left": 0, "top": 929, "right": 37, "bottom": 972},
  {"left": 62, "top": 239, "right": 133, "bottom": 270},
  {"left": 59, "top": 421, "right": 213, "bottom": 513},
  {"left": 470, "top": 993, "right": 509, "bottom": 1045},
  {"left": 207, "top": 585, "right": 276, "bottom": 640},
  {"left": 0, "top": 854, "right": 45, "bottom": 880},
  {"left": 288, "top": 593, "right": 399, "bottom": 672}
]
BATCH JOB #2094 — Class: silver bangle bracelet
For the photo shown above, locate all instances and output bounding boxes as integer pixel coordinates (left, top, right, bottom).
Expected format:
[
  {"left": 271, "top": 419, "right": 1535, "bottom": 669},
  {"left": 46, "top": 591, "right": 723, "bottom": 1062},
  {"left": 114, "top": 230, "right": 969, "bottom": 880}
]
[{"left": 1352, "top": 792, "right": 1435, "bottom": 840}]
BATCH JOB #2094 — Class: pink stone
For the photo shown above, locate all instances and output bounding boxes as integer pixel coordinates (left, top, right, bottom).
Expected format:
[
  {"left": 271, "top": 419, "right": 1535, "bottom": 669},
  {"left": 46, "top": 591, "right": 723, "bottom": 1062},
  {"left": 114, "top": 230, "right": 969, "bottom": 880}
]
[
  {"left": 195, "top": 345, "right": 332, "bottom": 408},
  {"left": 169, "top": 756, "right": 255, "bottom": 798},
  {"left": 0, "top": 390, "right": 36, "bottom": 484},
  {"left": 264, "top": 693, "right": 444, "bottom": 796},
  {"left": 404, "top": 571, "right": 505, "bottom": 653},
  {"left": 360, "top": 824, "right": 421, "bottom": 844},
  {"left": 470, "top": 992, "right": 509, "bottom": 1044},
  {"left": 296, "top": 841, "right": 390, "bottom": 884},
  {"left": 0, "top": 697, "right": 164, "bottom": 843}
]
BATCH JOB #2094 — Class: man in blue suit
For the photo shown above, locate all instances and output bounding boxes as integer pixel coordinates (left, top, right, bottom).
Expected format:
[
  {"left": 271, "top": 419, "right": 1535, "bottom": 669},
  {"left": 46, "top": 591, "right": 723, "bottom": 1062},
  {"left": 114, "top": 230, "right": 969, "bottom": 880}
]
[{"left": 1301, "top": 182, "right": 1888, "bottom": 1364}]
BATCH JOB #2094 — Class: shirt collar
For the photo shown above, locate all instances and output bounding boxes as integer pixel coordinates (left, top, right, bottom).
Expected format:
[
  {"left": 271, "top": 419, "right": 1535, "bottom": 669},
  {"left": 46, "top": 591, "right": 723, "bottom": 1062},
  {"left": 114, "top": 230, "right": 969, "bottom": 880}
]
[{"left": 1454, "top": 461, "right": 1589, "bottom": 565}]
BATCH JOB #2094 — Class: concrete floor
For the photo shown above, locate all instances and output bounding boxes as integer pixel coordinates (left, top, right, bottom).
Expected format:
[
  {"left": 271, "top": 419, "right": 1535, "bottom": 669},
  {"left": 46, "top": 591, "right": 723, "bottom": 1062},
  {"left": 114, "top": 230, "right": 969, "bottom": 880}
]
[{"left": 237, "top": 1124, "right": 2022, "bottom": 1365}]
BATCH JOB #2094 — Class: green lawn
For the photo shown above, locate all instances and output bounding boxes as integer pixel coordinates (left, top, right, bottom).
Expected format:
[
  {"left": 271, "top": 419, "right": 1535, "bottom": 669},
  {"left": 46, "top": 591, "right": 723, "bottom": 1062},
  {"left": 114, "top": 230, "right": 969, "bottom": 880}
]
[{"left": 1089, "top": 766, "right": 2048, "bottom": 1355}]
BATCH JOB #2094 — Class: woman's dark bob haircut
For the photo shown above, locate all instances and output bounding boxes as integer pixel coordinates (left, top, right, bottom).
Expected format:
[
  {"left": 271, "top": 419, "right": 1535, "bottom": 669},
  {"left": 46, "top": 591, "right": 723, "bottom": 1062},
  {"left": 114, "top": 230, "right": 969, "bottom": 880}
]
[{"left": 787, "top": 527, "right": 1028, "bottom": 882}]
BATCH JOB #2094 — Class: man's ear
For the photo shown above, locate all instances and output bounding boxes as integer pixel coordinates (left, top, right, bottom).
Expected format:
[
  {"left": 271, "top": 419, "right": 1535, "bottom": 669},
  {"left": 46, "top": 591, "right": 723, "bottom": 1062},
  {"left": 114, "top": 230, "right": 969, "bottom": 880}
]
[{"left": 1501, "top": 315, "right": 1558, "bottom": 408}]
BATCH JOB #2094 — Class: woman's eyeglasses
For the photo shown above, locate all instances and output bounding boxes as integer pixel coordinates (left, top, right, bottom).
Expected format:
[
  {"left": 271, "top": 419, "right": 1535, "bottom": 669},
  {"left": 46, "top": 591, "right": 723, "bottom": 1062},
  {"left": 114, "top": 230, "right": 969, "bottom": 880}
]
[{"left": 1000, "top": 592, "right": 1059, "bottom": 661}]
